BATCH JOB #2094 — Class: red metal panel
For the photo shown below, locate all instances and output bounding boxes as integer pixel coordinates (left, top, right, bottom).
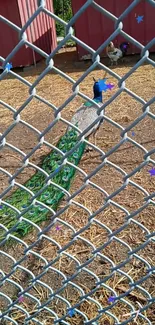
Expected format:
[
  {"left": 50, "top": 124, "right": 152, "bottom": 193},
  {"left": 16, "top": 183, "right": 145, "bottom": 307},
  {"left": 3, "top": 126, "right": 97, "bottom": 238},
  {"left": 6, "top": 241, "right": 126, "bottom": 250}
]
[
  {"left": 71, "top": 0, "right": 155, "bottom": 59},
  {"left": 114, "top": 0, "right": 155, "bottom": 53},
  {"left": 0, "top": 0, "right": 27, "bottom": 66},
  {"left": 0, "top": 0, "right": 57, "bottom": 67},
  {"left": 17, "top": 0, "right": 57, "bottom": 65}
]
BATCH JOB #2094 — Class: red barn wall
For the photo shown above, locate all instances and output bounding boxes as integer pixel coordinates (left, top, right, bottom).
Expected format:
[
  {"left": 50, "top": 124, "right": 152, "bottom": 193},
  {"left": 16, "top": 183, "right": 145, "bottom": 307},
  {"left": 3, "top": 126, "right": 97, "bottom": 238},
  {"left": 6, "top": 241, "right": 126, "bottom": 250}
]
[
  {"left": 0, "top": 0, "right": 57, "bottom": 67},
  {"left": 71, "top": 0, "right": 155, "bottom": 59}
]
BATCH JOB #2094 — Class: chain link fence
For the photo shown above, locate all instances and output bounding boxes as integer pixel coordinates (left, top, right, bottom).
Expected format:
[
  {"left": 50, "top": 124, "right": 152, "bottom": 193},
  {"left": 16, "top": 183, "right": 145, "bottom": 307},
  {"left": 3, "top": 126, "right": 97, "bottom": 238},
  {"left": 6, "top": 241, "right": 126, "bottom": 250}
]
[{"left": 0, "top": 0, "right": 155, "bottom": 324}]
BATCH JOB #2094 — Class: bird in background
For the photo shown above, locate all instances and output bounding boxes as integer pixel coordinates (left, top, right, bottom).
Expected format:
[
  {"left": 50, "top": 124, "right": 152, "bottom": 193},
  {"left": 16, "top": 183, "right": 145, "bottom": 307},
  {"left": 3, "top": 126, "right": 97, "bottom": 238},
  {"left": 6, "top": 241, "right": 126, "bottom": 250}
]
[
  {"left": 0, "top": 76, "right": 109, "bottom": 242},
  {"left": 69, "top": 76, "right": 105, "bottom": 146},
  {"left": 106, "top": 41, "right": 130, "bottom": 65}
]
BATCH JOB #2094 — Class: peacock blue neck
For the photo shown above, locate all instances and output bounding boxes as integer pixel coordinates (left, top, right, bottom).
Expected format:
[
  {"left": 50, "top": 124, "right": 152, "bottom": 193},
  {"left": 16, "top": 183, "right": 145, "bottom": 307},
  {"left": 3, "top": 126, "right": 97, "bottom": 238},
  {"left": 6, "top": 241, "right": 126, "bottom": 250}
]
[
  {"left": 93, "top": 81, "right": 103, "bottom": 103},
  {"left": 84, "top": 98, "right": 102, "bottom": 107},
  {"left": 84, "top": 81, "right": 103, "bottom": 106},
  {"left": 93, "top": 95, "right": 102, "bottom": 102}
]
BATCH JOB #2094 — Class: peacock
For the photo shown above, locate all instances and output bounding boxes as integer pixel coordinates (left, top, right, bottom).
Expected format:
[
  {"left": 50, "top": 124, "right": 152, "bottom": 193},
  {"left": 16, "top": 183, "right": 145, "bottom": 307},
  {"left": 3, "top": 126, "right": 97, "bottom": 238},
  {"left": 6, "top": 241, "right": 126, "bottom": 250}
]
[{"left": 0, "top": 78, "right": 110, "bottom": 242}]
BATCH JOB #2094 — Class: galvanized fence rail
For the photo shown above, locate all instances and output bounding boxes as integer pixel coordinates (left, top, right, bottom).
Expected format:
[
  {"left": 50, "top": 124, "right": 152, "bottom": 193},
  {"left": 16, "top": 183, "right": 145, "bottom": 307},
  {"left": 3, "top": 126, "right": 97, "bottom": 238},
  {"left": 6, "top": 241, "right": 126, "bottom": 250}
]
[{"left": 0, "top": 0, "right": 155, "bottom": 324}]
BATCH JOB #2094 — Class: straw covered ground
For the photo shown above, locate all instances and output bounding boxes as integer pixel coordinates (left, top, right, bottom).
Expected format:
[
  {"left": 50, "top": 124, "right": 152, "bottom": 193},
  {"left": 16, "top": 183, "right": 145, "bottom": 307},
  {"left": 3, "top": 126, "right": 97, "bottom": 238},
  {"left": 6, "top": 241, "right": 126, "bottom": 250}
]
[{"left": 0, "top": 48, "right": 155, "bottom": 325}]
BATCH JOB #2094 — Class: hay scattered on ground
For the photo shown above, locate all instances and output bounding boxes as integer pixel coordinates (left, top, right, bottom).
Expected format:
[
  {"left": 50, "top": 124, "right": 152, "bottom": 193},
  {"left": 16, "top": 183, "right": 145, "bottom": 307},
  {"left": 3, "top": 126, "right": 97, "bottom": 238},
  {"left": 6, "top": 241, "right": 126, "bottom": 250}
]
[{"left": 0, "top": 48, "right": 155, "bottom": 324}]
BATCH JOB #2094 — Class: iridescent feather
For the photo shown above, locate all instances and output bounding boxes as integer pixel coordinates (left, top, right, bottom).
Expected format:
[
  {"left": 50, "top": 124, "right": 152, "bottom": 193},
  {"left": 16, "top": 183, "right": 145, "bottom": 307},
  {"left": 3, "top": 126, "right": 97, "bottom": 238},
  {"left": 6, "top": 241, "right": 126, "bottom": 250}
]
[{"left": 0, "top": 79, "right": 106, "bottom": 242}]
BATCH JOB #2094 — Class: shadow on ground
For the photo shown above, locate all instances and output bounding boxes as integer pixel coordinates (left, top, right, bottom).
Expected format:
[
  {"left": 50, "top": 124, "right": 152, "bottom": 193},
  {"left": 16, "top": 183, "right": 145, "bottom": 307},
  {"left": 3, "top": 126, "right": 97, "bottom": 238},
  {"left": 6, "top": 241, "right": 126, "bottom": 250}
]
[{"left": 1, "top": 47, "right": 155, "bottom": 80}]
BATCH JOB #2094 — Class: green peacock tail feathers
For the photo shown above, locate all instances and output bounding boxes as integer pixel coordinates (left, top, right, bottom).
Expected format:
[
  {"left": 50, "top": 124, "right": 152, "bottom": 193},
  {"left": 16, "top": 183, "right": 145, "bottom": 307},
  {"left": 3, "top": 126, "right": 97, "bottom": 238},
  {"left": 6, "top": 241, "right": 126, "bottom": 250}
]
[{"left": 0, "top": 127, "right": 86, "bottom": 241}]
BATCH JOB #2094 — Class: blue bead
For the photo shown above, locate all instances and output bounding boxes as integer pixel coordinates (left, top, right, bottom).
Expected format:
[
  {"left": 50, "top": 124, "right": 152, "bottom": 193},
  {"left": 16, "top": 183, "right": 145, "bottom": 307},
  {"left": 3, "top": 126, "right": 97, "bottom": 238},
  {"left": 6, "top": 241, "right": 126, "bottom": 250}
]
[
  {"left": 62, "top": 176, "right": 68, "bottom": 182},
  {"left": 73, "top": 153, "right": 78, "bottom": 159},
  {"left": 68, "top": 309, "right": 76, "bottom": 317},
  {"left": 21, "top": 205, "right": 27, "bottom": 209},
  {"left": 64, "top": 167, "right": 70, "bottom": 173},
  {"left": 29, "top": 210, "right": 35, "bottom": 215}
]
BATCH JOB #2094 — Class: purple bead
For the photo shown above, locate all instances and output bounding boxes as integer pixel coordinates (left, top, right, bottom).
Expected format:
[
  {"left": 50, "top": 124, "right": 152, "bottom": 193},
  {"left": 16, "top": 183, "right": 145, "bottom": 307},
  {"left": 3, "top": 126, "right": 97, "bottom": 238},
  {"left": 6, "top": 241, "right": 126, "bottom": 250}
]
[{"left": 108, "top": 296, "right": 116, "bottom": 303}]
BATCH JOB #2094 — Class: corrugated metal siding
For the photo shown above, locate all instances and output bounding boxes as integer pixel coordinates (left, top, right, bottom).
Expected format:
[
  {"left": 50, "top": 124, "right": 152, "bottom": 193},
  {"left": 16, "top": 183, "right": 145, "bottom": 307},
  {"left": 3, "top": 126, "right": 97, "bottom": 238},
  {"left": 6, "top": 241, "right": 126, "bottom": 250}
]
[
  {"left": 0, "top": 0, "right": 57, "bottom": 67},
  {"left": 0, "top": 0, "right": 26, "bottom": 66},
  {"left": 17, "top": 0, "right": 57, "bottom": 65},
  {"left": 72, "top": 0, "right": 155, "bottom": 59}
]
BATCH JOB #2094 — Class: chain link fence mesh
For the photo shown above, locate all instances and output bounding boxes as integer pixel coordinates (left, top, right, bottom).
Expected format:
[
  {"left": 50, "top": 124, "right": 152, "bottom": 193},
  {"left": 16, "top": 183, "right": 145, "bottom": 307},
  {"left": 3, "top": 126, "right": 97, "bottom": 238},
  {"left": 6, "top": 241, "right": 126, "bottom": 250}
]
[{"left": 0, "top": 0, "right": 155, "bottom": 324}]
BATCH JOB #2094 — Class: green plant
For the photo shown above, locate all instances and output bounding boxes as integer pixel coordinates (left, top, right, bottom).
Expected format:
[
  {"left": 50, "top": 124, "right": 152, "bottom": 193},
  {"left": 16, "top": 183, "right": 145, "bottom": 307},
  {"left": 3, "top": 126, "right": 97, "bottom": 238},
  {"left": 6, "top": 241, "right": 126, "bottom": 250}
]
[{"left": 53, "top": 0, "right": 73, "bottom": 36}]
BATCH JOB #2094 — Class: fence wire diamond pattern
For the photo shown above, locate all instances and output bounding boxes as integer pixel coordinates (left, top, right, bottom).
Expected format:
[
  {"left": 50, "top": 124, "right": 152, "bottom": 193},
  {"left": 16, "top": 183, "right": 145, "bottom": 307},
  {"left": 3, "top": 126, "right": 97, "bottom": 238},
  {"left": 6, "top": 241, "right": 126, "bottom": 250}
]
[{"left": 0, "top": 0, "right": 155, "bottom": 324}]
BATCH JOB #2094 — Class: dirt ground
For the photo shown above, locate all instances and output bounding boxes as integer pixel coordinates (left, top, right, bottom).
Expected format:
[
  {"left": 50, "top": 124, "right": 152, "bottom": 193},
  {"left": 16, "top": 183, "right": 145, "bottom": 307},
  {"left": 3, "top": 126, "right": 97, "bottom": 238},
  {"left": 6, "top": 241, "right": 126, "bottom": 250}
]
[{"left": 0, "top": 48, "right": 155, "bottom": 325}]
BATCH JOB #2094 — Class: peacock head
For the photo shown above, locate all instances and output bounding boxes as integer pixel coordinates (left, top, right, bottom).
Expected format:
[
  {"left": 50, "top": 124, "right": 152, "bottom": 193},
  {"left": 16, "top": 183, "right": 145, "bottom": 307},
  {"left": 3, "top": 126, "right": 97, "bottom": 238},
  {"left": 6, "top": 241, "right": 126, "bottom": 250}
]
[
  {"left": 93, "top": 78, "right": 107, "bottom": 103},
  {"left": 120, "top": 41, "right": 130, "bottom": 54}
]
